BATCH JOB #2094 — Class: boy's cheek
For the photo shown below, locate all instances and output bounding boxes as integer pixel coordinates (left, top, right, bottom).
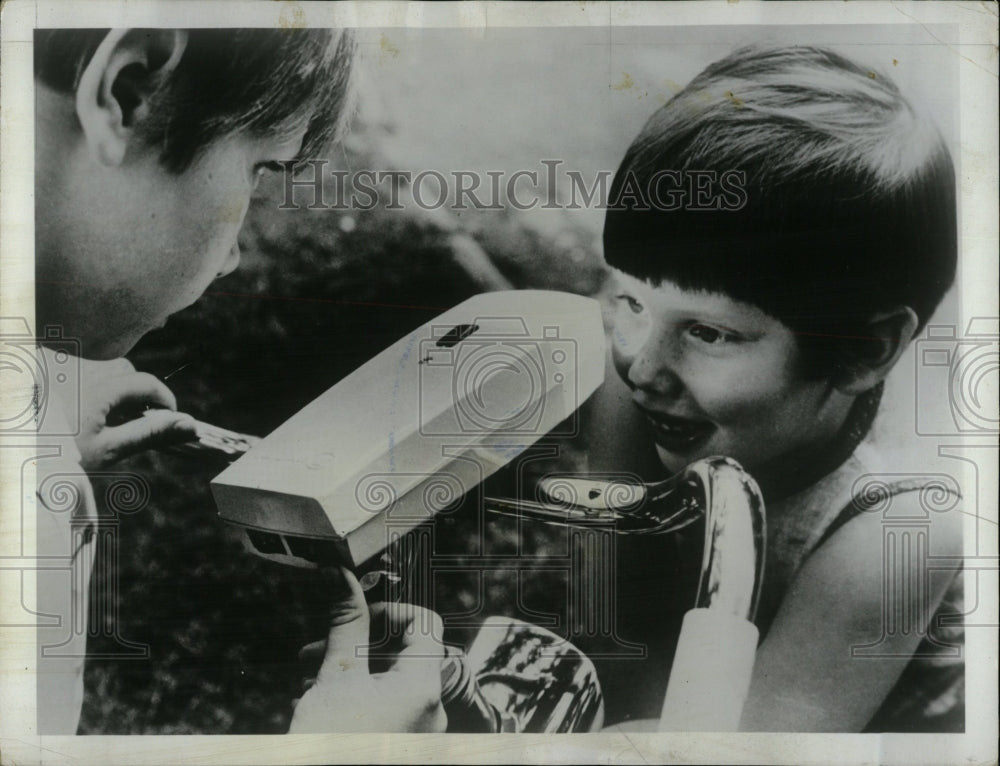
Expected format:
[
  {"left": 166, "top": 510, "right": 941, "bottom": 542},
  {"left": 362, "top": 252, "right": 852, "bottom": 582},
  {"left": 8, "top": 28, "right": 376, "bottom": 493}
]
[
  {"left": 687, "top": 382, "right": 782, "bottom": 428},
  {"left": 609, "top": 344, "right": 635, "bottom": 387}
]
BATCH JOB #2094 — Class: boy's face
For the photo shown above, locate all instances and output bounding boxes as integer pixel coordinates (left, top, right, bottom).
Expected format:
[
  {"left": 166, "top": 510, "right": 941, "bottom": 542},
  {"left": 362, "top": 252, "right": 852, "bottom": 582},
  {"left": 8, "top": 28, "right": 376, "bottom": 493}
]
[
  {"left": 609, "top": 270, "right": 841, "bottom": 477},
  {"left": 36, "top": 124, "right": 304, "bottom": 359}
]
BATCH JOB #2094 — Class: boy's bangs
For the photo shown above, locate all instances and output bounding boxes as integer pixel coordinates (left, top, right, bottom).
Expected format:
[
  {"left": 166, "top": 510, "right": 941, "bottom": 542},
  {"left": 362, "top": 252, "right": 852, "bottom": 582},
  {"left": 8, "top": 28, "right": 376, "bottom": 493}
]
[
  {"left": 155, "top": 29, "right": 357, "bottom": 171},
  {"left": 242, "top": 29, "right": 357, "bottom": 161},
  {"left": 604, "top": 219, "right": 876, "bottom": 331},
  {"left": 603, "top": 155, "right": 957, "bottom": 337},
  {"left": 299, "top": 30, "right": 357, "bottom": 160}
]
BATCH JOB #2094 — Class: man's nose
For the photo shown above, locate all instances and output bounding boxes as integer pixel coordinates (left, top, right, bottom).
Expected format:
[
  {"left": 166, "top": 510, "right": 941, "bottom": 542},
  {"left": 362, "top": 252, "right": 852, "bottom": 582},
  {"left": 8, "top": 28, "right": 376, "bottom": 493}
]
[{"left": 217, "top": 243, "right": 241, "bottom": 279}]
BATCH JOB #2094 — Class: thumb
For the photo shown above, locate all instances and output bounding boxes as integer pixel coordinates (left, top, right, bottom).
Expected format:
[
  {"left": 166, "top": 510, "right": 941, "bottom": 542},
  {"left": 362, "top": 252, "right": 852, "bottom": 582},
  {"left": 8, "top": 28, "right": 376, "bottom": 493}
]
[
  {"left": 100, "top": 410, "right": 198, "bottom": 463},
  {"left": 315, "top": 567, "right": 371, "bottom": 683}
]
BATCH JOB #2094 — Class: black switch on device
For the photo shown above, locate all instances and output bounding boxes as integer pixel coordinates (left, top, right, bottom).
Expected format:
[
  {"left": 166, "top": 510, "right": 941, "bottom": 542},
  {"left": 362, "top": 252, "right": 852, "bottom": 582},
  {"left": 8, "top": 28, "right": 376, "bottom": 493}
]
[{"left": 437, "top": 324, "right": 479, "bottom": 348}]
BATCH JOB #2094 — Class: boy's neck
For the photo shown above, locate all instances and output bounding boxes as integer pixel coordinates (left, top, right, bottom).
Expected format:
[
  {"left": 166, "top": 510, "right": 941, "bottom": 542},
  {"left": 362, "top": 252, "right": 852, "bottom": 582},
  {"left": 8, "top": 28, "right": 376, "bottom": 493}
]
[{"left": 755, "top": 383, "right": 884, "bottom": 502}]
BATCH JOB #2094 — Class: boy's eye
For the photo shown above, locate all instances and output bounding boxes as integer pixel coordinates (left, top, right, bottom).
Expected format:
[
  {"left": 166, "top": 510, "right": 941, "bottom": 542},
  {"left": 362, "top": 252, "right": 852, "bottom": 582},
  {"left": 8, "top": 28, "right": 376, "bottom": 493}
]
[
  {"left": 687, "top": 324, "right": 738, "bottom": 344},
  {"left": 252, "top": 161, "right": 289, "bottom": 191},
  {"left": 616, "top": 294, "right": 644, "bottom": 315},
  {"left": 254, "top": 161, "right": 286, "bottom": 177}
]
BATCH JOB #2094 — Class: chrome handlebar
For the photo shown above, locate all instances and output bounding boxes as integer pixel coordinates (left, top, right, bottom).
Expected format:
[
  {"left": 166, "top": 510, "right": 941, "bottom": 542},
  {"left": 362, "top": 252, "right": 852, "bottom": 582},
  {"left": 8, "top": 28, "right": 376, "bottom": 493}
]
[{"left": 484, "top": 455, "right": 766, "bottom": 623}]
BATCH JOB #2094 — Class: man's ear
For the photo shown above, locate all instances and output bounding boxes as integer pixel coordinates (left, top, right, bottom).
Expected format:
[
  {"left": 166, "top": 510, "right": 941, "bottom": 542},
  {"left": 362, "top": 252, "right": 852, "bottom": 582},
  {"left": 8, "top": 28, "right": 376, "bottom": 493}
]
[
  {"left": 833, "top": 306, "right": 919, "bottom": 395},
  {"left": 75, "top": 29, "right": 188, "bottom": 167}
]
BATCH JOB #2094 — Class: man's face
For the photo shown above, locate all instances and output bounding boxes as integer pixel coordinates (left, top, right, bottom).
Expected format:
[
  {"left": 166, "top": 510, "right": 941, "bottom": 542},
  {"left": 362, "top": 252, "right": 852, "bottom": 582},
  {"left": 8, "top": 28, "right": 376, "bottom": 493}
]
[
  {"left": 36, "top": 126, "right": 303, "bottom": 358},
  {"left": 609, "top": 270, "right": 840, "bottom": 478}
]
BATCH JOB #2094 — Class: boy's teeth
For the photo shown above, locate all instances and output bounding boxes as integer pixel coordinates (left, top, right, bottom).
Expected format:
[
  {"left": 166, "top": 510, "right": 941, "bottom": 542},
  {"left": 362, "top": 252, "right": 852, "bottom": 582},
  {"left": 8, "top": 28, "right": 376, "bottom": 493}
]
[
  {"left": 649, "top": 415, "right": 686, "bottom": 431},
  {"left": 645, "top": 413, "right": 706, "bottom": 440}
]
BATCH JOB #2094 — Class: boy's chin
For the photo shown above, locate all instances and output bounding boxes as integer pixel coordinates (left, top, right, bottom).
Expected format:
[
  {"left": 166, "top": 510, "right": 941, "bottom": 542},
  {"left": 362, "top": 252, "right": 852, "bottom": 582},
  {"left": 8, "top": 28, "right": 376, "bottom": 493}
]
[
  {"left": 98, "top": 324, "right": 161, "bottom": 359},
  {"left": 656, "top": 443, "right": 778, "bottom": 486},
  {"left": 654, "top": 444, "right": 695, "bottom": 475},
  {"left": 653, "top": 443, "right": 755, "bottom": 476},
  {"left": 88, "top": 335, "right": 139, "bottom": 361}
]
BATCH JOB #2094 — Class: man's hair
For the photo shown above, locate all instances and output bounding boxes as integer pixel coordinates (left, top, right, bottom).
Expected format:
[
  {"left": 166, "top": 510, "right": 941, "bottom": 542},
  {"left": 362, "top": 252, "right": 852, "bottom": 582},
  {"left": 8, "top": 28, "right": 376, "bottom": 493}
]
[
  {"left": 603, "top": 45, "right": 957, "bottom": 376},
  {"left": 34, "top": 28, "right": 356, "bottom": 172}
]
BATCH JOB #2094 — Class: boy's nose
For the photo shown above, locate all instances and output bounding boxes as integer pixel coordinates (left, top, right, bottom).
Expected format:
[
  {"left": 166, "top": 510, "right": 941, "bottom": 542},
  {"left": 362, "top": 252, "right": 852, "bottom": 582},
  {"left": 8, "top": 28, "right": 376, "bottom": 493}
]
[
  {"left": 626, "top": 337, "right": 683, "bottom": 396},
  {"left": 217, "top": 243, "right": 241, "bottom": 279}
]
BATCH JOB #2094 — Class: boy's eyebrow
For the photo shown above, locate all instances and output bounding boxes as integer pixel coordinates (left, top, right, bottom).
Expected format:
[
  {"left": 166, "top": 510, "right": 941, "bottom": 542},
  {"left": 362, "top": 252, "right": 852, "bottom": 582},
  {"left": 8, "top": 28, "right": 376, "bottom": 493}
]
[
  {"left": 290, "top": 129, "right": 310, "bottom": 158},
  {"left": 283, "top": 135, "right": 309, "bottom": 163},
  {"left": 625, "top": 280, "right": 773, "bottom": 330},
  {"left": 684, "top": 307, "right": 772, "bottom": 335}
]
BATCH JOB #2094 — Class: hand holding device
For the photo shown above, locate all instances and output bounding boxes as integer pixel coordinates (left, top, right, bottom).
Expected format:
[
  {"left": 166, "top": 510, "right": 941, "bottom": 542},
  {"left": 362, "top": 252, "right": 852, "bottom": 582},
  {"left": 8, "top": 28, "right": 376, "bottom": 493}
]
[
  {"left": 76, "top": 357, "right": 198, "bottom": 469},
  {"left": 289, "top": 567, "right": 448, "bottom": 733}
]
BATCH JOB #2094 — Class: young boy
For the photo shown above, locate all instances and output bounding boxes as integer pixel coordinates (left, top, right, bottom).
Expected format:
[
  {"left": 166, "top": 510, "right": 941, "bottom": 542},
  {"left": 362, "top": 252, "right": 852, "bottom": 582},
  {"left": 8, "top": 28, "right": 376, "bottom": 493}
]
[
  {"left": 596, "top": 45, "right": 962, "bottom": 731},
  {"left": 32, "top": 28, "right": 446, "bottom": 734}
]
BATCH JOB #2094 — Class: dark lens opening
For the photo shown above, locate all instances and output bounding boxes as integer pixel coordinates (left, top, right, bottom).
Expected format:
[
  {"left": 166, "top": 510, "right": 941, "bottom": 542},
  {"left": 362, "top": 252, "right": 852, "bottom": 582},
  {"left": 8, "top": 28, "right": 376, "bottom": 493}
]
[{"left": 246, "top": 529, "right": 286, "bottom": 555}]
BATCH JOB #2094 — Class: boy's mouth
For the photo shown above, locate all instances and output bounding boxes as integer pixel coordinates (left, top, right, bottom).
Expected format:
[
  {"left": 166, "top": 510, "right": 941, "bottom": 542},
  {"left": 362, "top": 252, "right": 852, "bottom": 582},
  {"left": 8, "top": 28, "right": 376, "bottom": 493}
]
[{"left": 634, "top": 403, "right": 715, "bottom": 452}]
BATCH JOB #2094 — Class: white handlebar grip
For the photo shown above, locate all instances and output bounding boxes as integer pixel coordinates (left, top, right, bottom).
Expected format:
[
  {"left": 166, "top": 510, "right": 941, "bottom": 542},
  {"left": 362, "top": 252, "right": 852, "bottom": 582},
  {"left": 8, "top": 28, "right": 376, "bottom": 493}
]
[{"left": 658, "top": 608, "right": 759, "bottom": 732}]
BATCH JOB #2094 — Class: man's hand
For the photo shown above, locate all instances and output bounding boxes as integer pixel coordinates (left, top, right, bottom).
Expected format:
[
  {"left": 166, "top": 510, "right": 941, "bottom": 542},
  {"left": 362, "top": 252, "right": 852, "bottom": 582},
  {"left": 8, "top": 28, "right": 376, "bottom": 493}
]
[
  {"left": 76, "top": 357, "right": 197, "bottom": 470},
  {"left": 289, "top": 568, "right": 448, "bottom": 733}
]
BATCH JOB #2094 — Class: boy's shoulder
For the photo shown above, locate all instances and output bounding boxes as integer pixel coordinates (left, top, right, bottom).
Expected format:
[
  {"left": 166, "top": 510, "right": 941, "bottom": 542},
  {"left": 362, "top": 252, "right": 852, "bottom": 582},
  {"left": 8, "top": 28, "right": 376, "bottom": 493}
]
[
  {"left": 767, "top": 436, "right": 962, "bottom": 575},
  {"left": 804, "top": 437, "right": 964, "bottom": 567}
]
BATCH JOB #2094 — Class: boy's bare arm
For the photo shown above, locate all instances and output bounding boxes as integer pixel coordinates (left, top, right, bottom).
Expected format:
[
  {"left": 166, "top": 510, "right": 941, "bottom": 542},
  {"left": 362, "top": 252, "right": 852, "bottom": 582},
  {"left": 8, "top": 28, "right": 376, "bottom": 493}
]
[{"left": 739, "top": 493, "right": 963, "bottom": 732}]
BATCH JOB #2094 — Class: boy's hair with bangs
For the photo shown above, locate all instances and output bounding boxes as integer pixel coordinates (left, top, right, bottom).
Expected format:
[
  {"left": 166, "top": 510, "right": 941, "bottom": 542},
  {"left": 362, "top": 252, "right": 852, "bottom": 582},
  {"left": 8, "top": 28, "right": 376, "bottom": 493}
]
[
  {"left": 34, "top": 28, "right": 356, "bottom": 172},
  {"left": 603, "top": 45, "right": 957, "bottom": 377}
]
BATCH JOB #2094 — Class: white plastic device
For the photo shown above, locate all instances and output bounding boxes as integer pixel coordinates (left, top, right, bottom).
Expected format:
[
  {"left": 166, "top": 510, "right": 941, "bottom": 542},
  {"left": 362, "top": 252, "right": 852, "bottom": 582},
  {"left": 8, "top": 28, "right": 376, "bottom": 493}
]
[{"left": 211, "top": 290, "right": 605, "bottom": 569}]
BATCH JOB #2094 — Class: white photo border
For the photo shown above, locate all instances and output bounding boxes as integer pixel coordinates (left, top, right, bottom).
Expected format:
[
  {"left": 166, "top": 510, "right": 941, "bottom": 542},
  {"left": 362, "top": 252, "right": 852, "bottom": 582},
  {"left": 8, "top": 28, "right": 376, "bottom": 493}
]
[{"left": 2, "top": 2, "right": 996, "bottom": 764}]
